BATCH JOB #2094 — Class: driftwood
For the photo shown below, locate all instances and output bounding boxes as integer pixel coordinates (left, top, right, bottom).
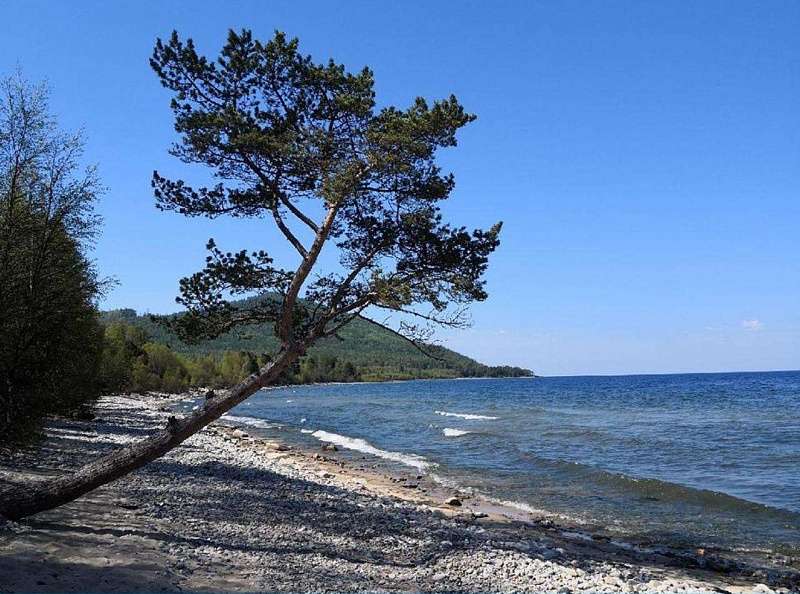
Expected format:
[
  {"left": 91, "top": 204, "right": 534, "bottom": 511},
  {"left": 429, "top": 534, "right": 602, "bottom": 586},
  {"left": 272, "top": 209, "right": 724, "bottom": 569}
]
[{"left": 0, "top": 349, "right": 298, "bottom": 520}]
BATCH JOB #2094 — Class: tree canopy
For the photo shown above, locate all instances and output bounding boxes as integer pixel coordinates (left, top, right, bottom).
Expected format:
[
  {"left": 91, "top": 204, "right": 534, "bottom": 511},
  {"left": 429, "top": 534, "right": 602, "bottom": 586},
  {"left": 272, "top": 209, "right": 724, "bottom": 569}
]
[
  {"left": 150, "top": 29, "right": 501, "bottom": 352},
  {"left": 0, "top": 72, "right": 106, "bottom": 441},
  {"left": 0, "top": 31, "right": 505, "bottom": 520}
]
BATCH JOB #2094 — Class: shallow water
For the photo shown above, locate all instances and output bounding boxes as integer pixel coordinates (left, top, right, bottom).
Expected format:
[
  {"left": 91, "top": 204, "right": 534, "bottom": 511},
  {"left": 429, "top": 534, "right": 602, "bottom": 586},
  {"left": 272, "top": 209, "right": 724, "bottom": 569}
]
[{"left": 224, "top": 371, "right": 800, "bottom": 554}]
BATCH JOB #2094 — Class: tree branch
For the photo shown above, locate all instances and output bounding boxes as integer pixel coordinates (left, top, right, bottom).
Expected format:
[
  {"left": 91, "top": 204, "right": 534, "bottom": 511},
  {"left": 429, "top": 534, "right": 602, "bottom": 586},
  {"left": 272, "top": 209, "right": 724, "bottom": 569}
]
[
  {"left": 270, "top": 204, "right": 308, "bottom": 258},
  {"left": 356, "top": 315, "right": 446, "bottom": 361},
  {"left": 279, "top": 195, "right": 318, "bottom": 232},
  {"left": 238, "top": 152, "right": 319, "bottom": 238},
  {"left": 326, "top": 244, "right": 384, "bottom": 314},
  {"left": 278, "top": 202, "right": 340, "bottom": 342},
  {"left": 372, "top": 303, "right": 470, "bottom": 329}
]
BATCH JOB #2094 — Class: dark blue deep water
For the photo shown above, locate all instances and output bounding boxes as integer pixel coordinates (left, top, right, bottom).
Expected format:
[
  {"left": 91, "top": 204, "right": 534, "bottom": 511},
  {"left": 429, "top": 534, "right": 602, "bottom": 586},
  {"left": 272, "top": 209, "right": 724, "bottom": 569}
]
[{"left": 223, "top": 371, "right": 800, "bottom": 554}]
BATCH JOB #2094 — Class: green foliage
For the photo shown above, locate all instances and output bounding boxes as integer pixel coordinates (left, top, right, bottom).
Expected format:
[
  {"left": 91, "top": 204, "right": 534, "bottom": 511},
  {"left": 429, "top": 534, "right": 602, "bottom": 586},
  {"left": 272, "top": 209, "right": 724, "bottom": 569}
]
[
  {"left": 149, "top": 29, "right": 502, "bottom": 357},
  {"left": 94, "top": 320, "right": 362, "bottom": 393},
  {"left": 292, "top": 355, "right": 361, "bottom": 384},
  {"left": 0, "top": 73, "right": 106, "bottom": 443},
  {"left": 98, "top": 322, "right": 147, "bottom": 393},
  {"left": 99, "top": 307, "right": 534, "bottom": 385}
]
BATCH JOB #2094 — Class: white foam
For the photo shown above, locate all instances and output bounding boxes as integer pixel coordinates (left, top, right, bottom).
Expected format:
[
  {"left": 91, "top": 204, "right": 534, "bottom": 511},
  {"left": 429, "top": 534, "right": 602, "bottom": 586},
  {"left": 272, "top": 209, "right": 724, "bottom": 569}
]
[
  {"left": 486, "top": 497, "right": 550, "bottom": 517},
  {"left": 300, "top": 428, "right": 314, "bottom": 434},
  {"left": 300, "top": 417, "right": 307, "bottom": 424},
  {"left": 435, "top": 410, "right": 498, "bottom": 420},
  {"left": 221, "top": 414, "right": 282, "bottom": 429},
  {"left": 311, "top": 430, "right": 430, "bottom": 471},
  {"left": 443, "top": 428, "right": 471, "bottom": 437}
]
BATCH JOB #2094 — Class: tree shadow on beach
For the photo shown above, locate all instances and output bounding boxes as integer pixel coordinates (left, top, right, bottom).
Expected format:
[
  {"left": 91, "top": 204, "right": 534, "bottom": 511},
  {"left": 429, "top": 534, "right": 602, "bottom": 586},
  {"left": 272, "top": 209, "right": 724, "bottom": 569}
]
[
  {"left": 0, "top": 550, "right": 179, "bottom": 593},
  {"left": 22, "top": 457, "right": 457, "bottom": 569},
  {"left": 14, "top": 455, "right": 798, "bottom": 590}
]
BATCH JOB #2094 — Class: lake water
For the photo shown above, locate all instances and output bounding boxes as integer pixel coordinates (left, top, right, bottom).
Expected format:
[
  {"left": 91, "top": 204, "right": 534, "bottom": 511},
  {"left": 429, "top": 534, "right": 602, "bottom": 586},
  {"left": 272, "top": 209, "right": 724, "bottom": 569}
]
[{"left": 222, "top": 371, "right": 800, "bottom": 555}]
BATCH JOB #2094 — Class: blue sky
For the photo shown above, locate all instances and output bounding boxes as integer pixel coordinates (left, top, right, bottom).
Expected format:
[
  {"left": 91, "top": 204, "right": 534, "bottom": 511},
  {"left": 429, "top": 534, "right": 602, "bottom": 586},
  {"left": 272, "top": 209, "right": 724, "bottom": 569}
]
[{"left": 2, "top": 1, "right": 798, "bottom": 375}]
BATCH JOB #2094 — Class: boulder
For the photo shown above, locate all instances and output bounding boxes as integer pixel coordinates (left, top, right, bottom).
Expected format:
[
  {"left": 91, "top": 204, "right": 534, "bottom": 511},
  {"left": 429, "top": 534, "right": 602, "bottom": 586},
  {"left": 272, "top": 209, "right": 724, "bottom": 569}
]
[{"left": 445, "top": 497, "right": 462, "bottom": 507}]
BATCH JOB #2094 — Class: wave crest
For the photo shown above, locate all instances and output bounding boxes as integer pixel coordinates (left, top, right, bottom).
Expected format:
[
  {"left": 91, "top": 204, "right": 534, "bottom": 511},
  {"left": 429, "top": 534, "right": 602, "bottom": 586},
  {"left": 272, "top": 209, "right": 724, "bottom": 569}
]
[
  {"left": 435, "top": 410, "right": 498, "bottom": 420},
  {"left": 221, "top": 414, "right": 282, "bottom": 429},
  {"left": 311, "top": 430, "right": 429, "bottom": 470}
]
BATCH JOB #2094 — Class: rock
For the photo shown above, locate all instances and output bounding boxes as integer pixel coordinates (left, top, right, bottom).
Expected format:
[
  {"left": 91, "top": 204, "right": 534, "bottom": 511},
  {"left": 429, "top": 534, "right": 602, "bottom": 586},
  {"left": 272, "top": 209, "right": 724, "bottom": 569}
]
[
  {"left": 232, "top": 429, "right": 247, "bottom": 438},
  {"left": 275, "top": 444, "right": 291, "bottom": 452},
  {"left": 445, "top": 497, "right": 462, "bottom": 507},
  {"left": 321, "top": 443, "right": 338, "bottom": 452}
]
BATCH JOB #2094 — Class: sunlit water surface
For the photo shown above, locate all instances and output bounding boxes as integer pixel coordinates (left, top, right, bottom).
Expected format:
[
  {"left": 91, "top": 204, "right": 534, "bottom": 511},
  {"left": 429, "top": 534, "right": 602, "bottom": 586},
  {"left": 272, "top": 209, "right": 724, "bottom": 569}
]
[{"left": 217, "top": 371, "right": 800, "bottom": 554}]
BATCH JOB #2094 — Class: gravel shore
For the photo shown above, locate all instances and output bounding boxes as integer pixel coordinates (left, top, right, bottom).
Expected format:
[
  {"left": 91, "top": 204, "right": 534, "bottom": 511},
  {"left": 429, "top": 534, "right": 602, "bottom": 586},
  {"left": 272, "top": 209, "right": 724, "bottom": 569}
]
[{"left": 1, "top": 393, "right": 797, "bottom": 593}]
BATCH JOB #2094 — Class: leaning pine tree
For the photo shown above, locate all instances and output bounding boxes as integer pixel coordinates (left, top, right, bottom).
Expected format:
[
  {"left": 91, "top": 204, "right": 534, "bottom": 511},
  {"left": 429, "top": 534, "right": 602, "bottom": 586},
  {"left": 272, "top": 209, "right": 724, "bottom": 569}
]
[{"left": 0, "top": 30, "right": 501, "bottom": 520}]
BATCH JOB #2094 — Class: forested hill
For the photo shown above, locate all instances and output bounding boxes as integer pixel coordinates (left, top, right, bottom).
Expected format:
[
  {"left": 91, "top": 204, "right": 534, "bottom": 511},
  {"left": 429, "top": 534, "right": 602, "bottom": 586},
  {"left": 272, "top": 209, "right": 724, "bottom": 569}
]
[{"left": 99, "top": 308, "right": 534, "bottom": 381}]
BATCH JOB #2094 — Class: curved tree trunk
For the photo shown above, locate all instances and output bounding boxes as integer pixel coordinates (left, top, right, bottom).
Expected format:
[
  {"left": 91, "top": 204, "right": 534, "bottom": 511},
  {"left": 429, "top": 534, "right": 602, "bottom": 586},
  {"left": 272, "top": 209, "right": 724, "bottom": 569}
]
[{"left": 0, "top": 348, "right": 300, "bottom": 521}]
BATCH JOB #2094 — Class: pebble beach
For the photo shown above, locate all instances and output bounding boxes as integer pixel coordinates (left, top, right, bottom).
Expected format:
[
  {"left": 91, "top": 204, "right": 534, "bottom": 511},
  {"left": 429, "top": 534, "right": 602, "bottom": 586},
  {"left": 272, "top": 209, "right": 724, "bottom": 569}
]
[{"left": 1, "top": 393, "right": 797, "bottom": 593}]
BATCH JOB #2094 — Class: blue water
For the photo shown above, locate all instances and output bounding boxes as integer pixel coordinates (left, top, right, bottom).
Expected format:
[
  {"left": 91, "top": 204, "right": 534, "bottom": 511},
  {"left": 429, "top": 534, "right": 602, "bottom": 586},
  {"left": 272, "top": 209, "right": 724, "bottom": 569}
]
[{"left": 223, "top": 371, "right": 800, "bottom": 554}]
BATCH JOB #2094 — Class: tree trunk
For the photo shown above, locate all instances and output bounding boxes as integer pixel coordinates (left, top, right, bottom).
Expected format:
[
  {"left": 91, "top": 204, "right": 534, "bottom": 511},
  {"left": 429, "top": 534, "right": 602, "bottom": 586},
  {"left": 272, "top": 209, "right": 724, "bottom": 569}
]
[{"left": 0, "top": 348, "right": 300, "bottom": 521}]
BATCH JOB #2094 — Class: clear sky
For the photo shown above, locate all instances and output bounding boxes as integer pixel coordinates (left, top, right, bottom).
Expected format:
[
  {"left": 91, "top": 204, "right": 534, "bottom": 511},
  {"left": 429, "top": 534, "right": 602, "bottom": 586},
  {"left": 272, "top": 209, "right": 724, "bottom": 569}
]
[{"left": 2, "top": 0, "right": 798, "bottom": 375}]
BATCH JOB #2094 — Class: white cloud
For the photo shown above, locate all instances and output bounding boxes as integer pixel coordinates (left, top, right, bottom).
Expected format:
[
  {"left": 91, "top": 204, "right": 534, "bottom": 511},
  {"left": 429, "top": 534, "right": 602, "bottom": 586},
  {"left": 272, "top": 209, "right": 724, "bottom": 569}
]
[{"left": 741, "top": 319, "right": 763, "bottom": 331}]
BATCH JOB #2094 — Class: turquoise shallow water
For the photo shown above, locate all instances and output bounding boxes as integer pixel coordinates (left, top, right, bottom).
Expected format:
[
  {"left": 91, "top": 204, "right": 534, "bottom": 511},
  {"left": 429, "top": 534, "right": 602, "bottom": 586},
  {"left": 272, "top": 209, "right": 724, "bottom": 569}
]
[{"left": 220, "top": 371, "right": 800, "bottom": 554}]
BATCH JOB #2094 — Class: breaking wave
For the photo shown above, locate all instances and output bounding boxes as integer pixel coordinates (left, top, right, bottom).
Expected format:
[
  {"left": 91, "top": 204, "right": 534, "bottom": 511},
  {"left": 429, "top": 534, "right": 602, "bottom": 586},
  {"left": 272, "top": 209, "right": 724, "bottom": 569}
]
[
  {"left": 221, "top": 414, "right": 282, "bottom": 430},
  {"left": 435, "top": 410, "right": 498, "bottom": 420},
  {"left": 311, "top": 430, "right": 430, "bottom": 471}
]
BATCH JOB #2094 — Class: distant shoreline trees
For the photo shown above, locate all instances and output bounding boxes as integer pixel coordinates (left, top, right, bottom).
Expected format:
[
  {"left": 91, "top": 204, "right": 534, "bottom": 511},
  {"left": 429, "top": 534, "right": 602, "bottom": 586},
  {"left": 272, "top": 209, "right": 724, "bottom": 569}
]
[
  {"left": 98, "top": 312, "right": 533, "bottom": 390},
  {"left": 98, "top": 320, "right": 363, "bottom": 394}
]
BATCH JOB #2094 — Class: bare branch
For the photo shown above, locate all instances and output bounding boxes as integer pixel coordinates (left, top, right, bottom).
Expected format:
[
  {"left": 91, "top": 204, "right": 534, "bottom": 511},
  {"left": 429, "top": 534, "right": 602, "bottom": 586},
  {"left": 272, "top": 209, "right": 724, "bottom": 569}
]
[
  {"left": 373, "top": 303, "right": 471, "bottom": 329},
  {"left": 321, "top": 302, "right": 370, "bottom": 338},
  {"left": 270, "top": 205, "right": 308, "bottom": 258},
  {"left": 278, "top": 202, "right": 340, "bottom": 341},
  {"left": 327, "top": 244, "right": 384, "bottom": 314},
  {"left": 356, "top": 315, "right": 446, "bottom": 361},
  {"left": 279, "top": 195, "right": 319, "bottom": 232}
]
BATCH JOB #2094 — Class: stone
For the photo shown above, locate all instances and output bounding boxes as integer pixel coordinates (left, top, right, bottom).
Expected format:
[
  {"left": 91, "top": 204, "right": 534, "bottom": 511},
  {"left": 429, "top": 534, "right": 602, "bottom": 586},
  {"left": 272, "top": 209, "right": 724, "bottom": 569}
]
[
  {"left": 321, "top": 443, "right": 338, "bottom": 452},
  {"left": 445, "top": 497, "right": 462, "bottom": 507},
  {"left": 275, "top": 444, "right": 291, "bottom": 451}
]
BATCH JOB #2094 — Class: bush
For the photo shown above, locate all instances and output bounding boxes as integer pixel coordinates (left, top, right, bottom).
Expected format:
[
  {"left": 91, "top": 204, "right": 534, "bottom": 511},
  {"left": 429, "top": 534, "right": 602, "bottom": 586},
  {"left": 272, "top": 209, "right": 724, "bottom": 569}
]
[{"left": 0, "top": 73, "right": 106, "bottom": 443}]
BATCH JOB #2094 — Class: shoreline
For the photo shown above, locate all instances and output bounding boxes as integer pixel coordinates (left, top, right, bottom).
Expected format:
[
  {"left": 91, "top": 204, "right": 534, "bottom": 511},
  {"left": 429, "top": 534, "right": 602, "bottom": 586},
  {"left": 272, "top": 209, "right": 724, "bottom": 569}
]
[{"left": 1, "top": 393, "right": 797, "bottom": 592}]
